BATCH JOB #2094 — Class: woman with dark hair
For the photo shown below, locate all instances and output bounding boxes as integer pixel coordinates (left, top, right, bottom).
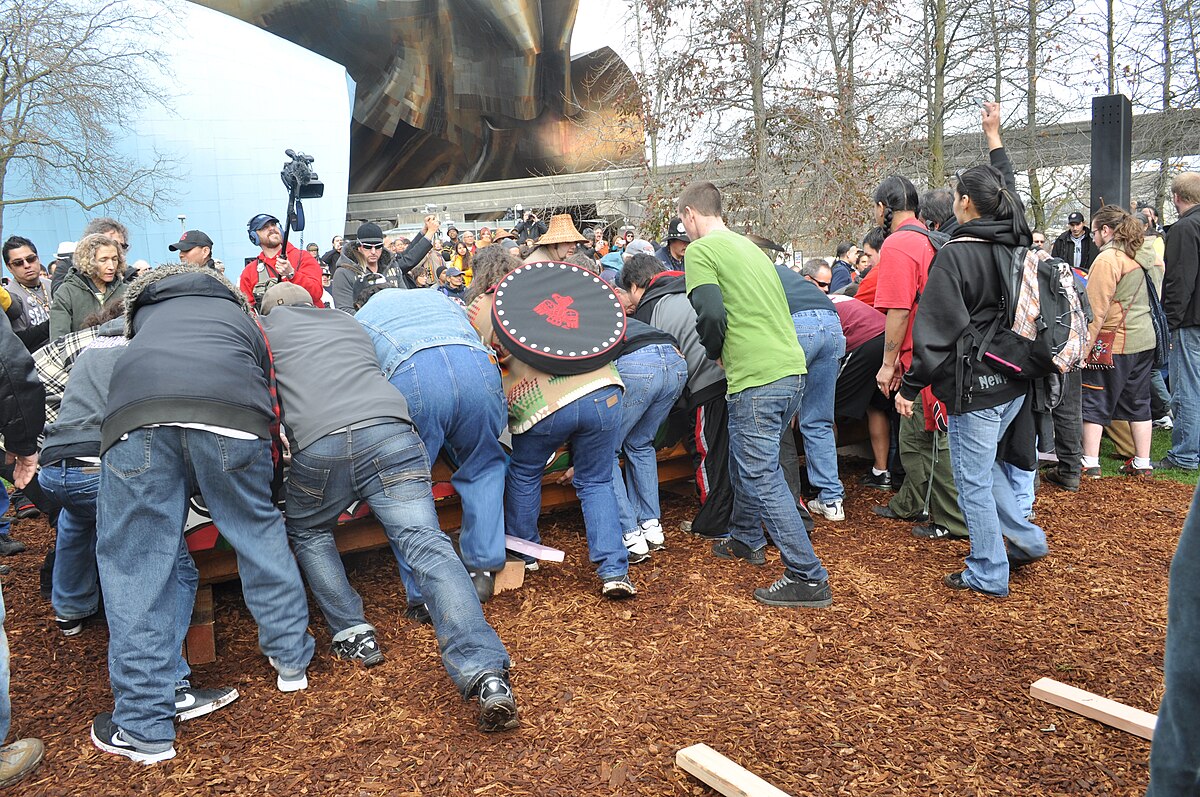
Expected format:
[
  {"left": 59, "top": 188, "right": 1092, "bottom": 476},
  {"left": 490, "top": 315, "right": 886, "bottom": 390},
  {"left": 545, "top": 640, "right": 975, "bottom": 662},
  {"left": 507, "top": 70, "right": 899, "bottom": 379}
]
[
  {"left": 1079, "top": 204, "right": 1159, "bottom": 478},
  {"left": 452, "top": 241, "right": 473, "bottom": 286},
  {"left": 869, "top": 172, "right": 968, "bottom": 541},
  {"left": 895, "top": 102, "right": 1048, "bottom": 598}
]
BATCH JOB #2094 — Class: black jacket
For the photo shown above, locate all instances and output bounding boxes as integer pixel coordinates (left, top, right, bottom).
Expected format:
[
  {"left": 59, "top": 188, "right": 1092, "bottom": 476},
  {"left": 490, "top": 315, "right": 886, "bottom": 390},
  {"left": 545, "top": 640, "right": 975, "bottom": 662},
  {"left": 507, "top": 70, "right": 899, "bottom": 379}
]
[
  {"left": 634, "top": 273, "right": 726, "bottom": 408},
  {"left": 513, "top": 218, "right": 547, "bottom": 241},
  {"left": 1162, "top": 203, "right": 1200, "bottom": 330},
  {"left": 900, "top": 147, "right": 1029, "bottom": 415},
  {"left": 101, "top": 266, "right": 275, "bottom": 454},
  {"left": 0, "top": 313, "right": 45, "bottom": 456},
  {"left": 616, "top": 317, "right": 679, "bottom": 358},
  {"left": 1051, "top": 227, "right": 1097, "bottom": 272}
]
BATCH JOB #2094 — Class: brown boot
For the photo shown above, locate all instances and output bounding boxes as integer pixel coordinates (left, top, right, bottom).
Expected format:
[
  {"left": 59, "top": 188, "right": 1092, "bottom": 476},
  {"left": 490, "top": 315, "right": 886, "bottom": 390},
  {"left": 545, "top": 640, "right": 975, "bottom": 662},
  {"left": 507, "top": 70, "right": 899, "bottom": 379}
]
[{"left": 0, "top": 738, "right": 45, "bottom": 788}]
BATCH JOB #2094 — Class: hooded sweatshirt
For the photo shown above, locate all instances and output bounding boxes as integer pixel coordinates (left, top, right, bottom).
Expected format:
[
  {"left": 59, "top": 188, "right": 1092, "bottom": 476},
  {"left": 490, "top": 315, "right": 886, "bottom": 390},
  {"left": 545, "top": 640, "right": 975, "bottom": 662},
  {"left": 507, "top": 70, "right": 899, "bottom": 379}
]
[
  {"left": 101, "top": 266, "right": 275, "bottom": 454},
  {"left": 633, "top": 273, "right": 726, "bottom": 409},
  {"left": 41, "top": 318, "right": 127, "bottom": 464}
]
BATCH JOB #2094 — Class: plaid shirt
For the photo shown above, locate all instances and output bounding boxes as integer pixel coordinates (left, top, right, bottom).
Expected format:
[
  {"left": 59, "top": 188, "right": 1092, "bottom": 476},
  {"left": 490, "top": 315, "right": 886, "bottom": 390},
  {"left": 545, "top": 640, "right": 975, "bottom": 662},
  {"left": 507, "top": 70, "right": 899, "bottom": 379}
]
[{"left": 33, "top": 326, "right": 102, "bottom": 424}]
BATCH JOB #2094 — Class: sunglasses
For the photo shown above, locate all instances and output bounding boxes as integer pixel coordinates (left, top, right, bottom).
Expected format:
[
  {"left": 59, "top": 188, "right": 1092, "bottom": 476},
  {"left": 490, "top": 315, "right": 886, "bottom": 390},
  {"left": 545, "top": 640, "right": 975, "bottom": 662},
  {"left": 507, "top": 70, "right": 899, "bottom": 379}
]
[
  {"left": 359, "top": 242, "right": 385, "bottom": 250},
  {"left": 812, "top": 279, "right": 830, "bottom": 288},
  {"left": 7, "top": 253, "right": 39, "bottom": 268}
]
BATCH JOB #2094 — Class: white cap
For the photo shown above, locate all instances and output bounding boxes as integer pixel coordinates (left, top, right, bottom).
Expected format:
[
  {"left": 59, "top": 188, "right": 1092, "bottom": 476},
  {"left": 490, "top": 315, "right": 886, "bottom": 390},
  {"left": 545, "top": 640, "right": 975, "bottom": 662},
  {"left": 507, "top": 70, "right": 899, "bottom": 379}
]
[{"left": 57, "top": 241, "right": 76, "bottom": 257}]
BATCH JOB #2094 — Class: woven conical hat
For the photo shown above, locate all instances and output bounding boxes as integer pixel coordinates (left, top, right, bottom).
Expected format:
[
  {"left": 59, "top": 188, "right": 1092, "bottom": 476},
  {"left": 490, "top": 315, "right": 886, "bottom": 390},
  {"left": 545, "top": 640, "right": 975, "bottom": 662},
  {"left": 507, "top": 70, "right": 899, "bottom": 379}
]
[{"left": 535, "top": 214, "right": 588, "bottom": 246}]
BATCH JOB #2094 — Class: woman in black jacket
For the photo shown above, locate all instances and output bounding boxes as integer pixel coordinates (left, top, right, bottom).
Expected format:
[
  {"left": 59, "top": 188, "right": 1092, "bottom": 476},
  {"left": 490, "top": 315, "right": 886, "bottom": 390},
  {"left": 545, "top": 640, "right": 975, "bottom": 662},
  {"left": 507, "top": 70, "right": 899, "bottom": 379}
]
[{"left": 896, "top": 103, "right": 1048, "bottom": 598}]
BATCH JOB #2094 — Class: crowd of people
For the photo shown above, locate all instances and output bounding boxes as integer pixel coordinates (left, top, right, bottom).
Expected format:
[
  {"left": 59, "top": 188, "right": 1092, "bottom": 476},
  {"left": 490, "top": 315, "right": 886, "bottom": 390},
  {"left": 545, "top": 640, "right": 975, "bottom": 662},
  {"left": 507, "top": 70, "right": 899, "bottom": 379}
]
[{"left": 0, "top": 100, "right": 1198, "bottom": 788}]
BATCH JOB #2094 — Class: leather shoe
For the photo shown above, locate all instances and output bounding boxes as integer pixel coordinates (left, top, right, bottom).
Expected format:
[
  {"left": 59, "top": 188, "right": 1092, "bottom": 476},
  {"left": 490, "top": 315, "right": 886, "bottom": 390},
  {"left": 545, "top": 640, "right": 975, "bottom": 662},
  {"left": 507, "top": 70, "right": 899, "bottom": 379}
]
[{"left": 1042, "top": 470, "right": 1080, "bottom": 492}]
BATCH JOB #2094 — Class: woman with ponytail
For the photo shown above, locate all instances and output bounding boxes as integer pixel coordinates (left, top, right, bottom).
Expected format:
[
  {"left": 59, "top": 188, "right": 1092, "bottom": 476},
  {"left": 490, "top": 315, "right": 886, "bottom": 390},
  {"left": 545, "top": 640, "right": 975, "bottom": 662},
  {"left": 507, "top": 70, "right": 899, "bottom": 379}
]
[
  {"left": 895, "top": 101, "right": 1048, "bottom": 599},
  {"left": 869, "top": 171, "right": 969, "bottom": 542},
  {"left": 1079, "top": 204, "right": 1160, "bottom": 478}
]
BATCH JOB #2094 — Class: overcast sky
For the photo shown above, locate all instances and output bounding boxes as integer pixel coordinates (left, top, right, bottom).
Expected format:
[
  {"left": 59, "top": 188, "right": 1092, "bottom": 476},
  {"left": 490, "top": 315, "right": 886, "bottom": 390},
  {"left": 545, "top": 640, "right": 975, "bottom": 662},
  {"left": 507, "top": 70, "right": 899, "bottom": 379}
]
[{"left": 572, "top": 0, "right": 633, "bottom": 59}]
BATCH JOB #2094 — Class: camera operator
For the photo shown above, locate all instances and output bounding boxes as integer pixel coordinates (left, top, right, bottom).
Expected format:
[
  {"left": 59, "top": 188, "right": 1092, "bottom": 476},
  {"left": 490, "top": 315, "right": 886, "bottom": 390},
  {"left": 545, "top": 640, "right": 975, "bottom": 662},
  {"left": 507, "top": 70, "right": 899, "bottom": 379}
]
[
  {"left": 513, "top": 212, "right": 547, "bottom": 242},
  {"left": 239, "top": 214, "right": 324, "bottom": 310}
]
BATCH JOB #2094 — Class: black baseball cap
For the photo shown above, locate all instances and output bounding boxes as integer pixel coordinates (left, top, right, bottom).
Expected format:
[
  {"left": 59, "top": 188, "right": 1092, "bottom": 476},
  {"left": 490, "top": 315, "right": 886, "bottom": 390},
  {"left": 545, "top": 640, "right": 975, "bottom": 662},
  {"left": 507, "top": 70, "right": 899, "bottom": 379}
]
[
  {"left": 169, "top": 230, "right": 214, "bottom": 252},
  {"left": 1068, "top": 212, "right": 1085, "bottom": 224}
]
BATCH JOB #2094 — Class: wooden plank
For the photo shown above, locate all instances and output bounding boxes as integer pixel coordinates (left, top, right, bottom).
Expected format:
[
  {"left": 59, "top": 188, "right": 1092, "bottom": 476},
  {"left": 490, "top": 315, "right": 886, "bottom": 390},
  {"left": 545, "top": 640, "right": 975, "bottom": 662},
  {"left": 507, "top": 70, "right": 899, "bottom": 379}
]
[
  {"left": 676, "top": 744, "right": 793, "bottom": 797},
  {"left": 1029, "top": 677, "right": 1157, "bottom": 740},
  {"left": 183, "top": 585, "right": 216, "bottom": 665},
  {"left": 504, "top": 536, "right": 565, "bottom": 562},
  {"left": 492, "top": 557, "right": 525, "bottom": 595}
]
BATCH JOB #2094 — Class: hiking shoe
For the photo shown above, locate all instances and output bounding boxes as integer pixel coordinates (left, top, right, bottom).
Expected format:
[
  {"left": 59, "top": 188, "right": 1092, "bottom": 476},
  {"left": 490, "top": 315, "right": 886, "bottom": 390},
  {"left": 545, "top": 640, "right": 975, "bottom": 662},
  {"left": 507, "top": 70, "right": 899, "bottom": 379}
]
[
  {"left": 679, "top": 520, "right": 693, "bottom": 533},
  {"left": 91, "top": 713, "right": 175, "bottom": 765},
  {"left": 753, "top": 572, "right": 832, "bottom": 608},
  {"left": 601, "top": 576, "right": 637, "bottom": 598},
  {"left": 943, "top": 571, "right": 1005, "bottom": 598},
  {"left": 471, "top": 670, "right": 519, "bottom": 732},
  {"left": 912, "top": 523, "right": 954, "bottom": 539},
  {"left": 469, "top": 570, "right": 495, "bottom": 603},
  {"left": 1006, "top": 541, "right": 1047, "bottom": 571},
  {"left": 858, "top": 471, "right": 895, "bottom": 491},
  {"left": 0, "top": 564, "right": 9, "bottom": 576},
  {"left": 1153, "top": 415, "right": 1174, "bottom": 430},
  {"left": 175, "top": 685, "right": 239, "bottom": 722},
  {"left": 269, "top": 659, "right": 308, "bottom": 693},
  {"left": 0, "top": 536, "right": 25, "bottom": 556},
  {"left": 640, "top": 519, "right": 665, "bottom": 551},
  {"left": 56, "top": 616, "right": 86, "bottom": 637},
  {"left": 332, "top": 630, "right": 385, "bottom": 667},
  {"left": 1118, "top": 459, "right": 1154, "bottom": 479},
  {"left": 711, "top": 538, "right": 765, "bottom": 566},
  {"left": 808, "top": 498, "right": 845, "bottom": 521},
  {"left": 0, "top": 737, "right": 44, "bottom": 787},
  {"left": 1043, "top": 469, "right": 1080, "bottom": 492},
  {"left": 1152, "top": 457, "right": 1197, "bottom": 471},
  {"left": 405, "top": 603, "right": 432, "bottom": 626},
  {"left": 1082, "top": 466, "right": 1102, "bottom": 479}
]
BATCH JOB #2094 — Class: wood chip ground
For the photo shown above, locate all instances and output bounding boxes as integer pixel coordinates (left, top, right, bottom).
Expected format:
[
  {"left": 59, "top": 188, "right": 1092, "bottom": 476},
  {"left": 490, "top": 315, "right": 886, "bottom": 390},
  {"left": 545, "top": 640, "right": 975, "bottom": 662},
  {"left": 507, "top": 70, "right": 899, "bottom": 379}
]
[{"left": 2, "top": 471, "right": 1185, "bottom": 795}]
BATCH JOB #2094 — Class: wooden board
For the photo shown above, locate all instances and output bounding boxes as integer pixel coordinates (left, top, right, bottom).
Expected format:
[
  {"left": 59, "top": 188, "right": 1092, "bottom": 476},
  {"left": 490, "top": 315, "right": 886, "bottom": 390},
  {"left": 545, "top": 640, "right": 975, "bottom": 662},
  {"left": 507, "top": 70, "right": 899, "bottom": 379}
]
[
  {"left": 676, "top": 743, "right": 793, "bottom": 797},
  {"left": 504, "top": 536, "right": 565, "bottom": 562},
  {"left": 1029, "top": 677, "right": 1157, "bottom": 740},
  {"left": 183, "top": 585, "right": 216, "bottom": 665},
  {"left": 492, "top": 557, "right": 526, "bottom": 595}
]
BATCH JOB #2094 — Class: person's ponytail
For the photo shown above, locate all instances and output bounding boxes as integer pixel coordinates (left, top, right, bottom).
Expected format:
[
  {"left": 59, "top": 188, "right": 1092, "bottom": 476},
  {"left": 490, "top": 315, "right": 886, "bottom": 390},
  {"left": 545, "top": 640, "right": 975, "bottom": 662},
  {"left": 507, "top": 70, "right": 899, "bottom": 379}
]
[{"left": 1092, "top": 205, "right": 1144, "bottom": 259}]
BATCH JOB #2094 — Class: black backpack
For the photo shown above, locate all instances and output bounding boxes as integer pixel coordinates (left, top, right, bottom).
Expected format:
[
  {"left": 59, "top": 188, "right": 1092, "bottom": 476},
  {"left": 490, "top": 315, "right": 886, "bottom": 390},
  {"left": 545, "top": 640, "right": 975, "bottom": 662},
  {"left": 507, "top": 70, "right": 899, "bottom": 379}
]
[{"left": 1138, "top": 264, "right": 1170, "bottom": 368}]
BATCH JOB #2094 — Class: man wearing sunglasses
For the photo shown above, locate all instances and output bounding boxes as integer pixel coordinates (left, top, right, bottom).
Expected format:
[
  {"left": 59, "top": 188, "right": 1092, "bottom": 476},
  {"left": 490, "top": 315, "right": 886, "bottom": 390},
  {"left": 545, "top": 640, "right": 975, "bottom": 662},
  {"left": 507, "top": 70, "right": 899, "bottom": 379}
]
[
  {"left": 330, "top": 217, "right": 438, "bottom": 312},
  {"left": 2, "top": 237, "right": 53, "bottom": 341},
  {"left": 240, "top": 213, "right": 324, "bottom": 310}
]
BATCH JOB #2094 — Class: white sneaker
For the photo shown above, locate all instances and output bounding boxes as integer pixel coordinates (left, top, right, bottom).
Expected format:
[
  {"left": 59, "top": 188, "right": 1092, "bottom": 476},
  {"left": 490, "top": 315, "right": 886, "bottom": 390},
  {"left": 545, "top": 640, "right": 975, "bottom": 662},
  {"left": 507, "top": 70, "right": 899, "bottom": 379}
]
[
  {"left": 622, "top": 529, "right": 650, "bottom": 563},
  {"left": 639, "top": 519, "right": 665, "bottom": 551},
  {"left": 269, "top": 658, "right": 309, "bottom": 693},
  {"left": 1153, "top": 415, "right": 1174, "bottom": 430},
  {"left": 808, "top": 498, "right": 845, "bottom": 521}
]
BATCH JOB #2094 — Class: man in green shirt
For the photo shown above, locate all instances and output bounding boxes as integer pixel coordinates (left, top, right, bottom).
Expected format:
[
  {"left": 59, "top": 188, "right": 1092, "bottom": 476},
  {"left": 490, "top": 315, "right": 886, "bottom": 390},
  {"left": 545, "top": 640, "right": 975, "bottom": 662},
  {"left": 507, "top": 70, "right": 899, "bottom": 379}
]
[{"left": 680, "top": 181, "right": 833, "bottom": 608}]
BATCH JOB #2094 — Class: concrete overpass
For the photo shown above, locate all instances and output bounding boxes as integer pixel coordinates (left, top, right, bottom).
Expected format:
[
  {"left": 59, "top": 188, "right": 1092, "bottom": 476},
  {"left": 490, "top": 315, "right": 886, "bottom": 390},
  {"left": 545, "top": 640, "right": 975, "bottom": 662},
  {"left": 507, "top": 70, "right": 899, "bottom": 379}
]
[{"left": 346, "top": 108, "right": 1200, "bottom": 232}]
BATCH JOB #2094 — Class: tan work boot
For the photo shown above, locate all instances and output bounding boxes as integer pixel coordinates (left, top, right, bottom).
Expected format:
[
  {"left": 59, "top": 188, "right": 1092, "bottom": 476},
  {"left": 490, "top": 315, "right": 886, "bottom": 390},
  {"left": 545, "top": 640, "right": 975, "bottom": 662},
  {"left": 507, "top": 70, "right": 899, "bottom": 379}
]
[{"left": 0, "top": 738, "right": 45, "bottom": 787}]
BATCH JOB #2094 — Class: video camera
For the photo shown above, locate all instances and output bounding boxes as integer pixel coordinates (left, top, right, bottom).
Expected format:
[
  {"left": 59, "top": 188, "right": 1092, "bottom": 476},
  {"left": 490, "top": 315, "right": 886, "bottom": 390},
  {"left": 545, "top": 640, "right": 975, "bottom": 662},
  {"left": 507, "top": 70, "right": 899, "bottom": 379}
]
[{"left": 281, "top": 149, "right": 324, "bottom": 199}]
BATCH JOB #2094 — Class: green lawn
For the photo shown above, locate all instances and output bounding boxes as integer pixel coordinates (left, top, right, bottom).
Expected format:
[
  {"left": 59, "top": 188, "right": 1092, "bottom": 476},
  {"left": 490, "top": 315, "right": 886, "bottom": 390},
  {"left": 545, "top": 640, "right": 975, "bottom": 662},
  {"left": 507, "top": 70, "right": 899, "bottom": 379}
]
[{"left": 1096, "top": 427, "right": 1198, "bottom": 486}]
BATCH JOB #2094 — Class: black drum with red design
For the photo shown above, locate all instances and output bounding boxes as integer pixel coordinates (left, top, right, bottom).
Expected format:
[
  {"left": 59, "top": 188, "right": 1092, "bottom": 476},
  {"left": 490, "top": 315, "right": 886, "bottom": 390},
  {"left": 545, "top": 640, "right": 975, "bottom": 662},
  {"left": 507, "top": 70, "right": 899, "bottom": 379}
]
[{"left": 491, "top": 261, "right": 626, "bottom": 375}]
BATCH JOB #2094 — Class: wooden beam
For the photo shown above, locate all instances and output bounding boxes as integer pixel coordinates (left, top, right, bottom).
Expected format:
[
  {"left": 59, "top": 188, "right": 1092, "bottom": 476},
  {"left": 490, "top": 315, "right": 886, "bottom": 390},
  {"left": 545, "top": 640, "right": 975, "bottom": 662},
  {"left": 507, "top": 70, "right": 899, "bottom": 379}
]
[
  {"left": 676, "top": 744, "right": 793, "bottom": 797},
  {"left": 1029, "top": 677, "right": 1157, "bottom": 740},
  {"left": 183, "top": 585, "right": 216, "bottom": 665},
  {"left": 504, "top": 536, "right": 565, "bottom": 562}
]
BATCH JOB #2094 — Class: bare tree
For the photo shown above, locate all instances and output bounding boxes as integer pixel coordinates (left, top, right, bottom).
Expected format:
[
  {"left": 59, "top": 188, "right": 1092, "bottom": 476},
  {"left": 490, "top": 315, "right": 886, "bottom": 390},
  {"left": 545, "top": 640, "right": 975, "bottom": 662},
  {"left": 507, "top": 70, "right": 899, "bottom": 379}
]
[{"left": 0, "top": 0, "right": 177, "bottom": 232}]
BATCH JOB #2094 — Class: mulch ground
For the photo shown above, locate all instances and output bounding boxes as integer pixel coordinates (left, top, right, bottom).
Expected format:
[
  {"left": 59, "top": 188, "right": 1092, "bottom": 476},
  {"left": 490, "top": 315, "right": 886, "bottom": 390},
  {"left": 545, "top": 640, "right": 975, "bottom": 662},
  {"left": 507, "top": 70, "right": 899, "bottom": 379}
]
[{"left": 1, "top": 468, "right": 1189, "bottom": 796}]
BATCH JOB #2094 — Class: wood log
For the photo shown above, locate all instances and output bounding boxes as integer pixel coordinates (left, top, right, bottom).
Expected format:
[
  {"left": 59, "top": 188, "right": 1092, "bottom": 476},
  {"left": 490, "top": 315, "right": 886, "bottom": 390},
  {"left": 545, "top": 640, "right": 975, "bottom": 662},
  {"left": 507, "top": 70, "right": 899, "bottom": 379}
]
[
  {"left": 183, "top": 585, "right": 216, "bottom": 665},
  {"left": 1029, "top": 677, "right": 1156, "bottom": 740},
  {"left": 676, "top": 744, "right": 793, "bottom": 797}
]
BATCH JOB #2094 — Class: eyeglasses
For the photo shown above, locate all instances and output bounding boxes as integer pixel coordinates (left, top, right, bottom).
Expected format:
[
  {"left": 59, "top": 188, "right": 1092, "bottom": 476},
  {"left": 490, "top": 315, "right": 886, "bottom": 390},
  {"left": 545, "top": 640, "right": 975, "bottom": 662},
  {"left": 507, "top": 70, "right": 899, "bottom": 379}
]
[
  {"left": 7, "top": 253, "right": 39, "bottom": 268},
  {"left": 359, "top": 242, "right": 384, "bottom": 250},
  {"left": 812, "top": 279, "right": 830, "bottom": 288}
]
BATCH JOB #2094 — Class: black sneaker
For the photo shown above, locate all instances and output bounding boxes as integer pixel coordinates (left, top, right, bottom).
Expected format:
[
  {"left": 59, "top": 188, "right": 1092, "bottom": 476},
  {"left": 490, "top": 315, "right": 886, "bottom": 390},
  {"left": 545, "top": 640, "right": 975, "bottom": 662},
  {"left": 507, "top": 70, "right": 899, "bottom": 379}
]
[
  {"left": 333, "top": 630, "right": 385, "bottom": 667},
  {"left": 405, "top": 603, "right": 432, "bottom": 626},
  {"left": 858, "top": 471, "right": 895, "bottom": 491},
  {"left": 871, "top": 504, "right": 928, "bottom": 523},
  {"left": 469, "top": 570, "right": 495, "bottom": 603},
  {"left": 1005, "top": 541, "right": 1047, "bottom": 571},
  {"left": 943, "top": 571, "right": 1005, "bottom": 597},
  {"left": 711, "top": 538, "right": 766, "bottom": 566},
  {"left": 753, "top": 572, "right": 833, "bottom": 608},
  {"left": 90, "top": 712, "right": 175, "bottom": 764},
  {"left": 1042, "top": 469, "right": 1080, "bottom": 492},
  {"left": 471, "top": 670, "right": 519, "bottom": 732},
  {"left": 56, "top": 616, "right": 86, "bottom": 637},
  {"left": 911, "top": 523, "right": 954, "bottom": 540},
  {"left": 11, "top": 491, "right": 39, "bottom": 519},
  {"left": 0, "top": 536, "right": 25, "bottom": 557},
  {"left": 175, "top": 685, "right": 239, "bottom": 722}
]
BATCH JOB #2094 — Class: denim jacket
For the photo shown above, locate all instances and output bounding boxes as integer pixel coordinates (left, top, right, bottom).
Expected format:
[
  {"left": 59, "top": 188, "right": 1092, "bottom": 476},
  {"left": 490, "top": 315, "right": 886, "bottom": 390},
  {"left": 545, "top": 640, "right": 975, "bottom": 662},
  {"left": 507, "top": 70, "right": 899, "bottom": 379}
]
[{"left": 355, "top": 288, "right": 489, "bottom": 379}]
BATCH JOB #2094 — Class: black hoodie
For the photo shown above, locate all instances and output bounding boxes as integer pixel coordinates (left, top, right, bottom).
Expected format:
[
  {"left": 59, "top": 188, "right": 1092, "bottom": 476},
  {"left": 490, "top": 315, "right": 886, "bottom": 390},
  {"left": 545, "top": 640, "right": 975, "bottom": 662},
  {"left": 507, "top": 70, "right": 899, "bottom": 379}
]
[
  {"left": 101, "top": 268, "right": 275, "bottom": 454},
  {"left": 899, "top": 148, "right": 1031, "bottom": 415}
]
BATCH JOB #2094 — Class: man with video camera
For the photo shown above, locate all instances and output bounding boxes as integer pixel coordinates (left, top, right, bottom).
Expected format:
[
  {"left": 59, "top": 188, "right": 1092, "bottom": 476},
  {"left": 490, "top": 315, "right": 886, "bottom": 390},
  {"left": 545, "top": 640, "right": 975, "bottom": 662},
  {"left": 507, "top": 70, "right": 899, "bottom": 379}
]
[
  {"left": 239, "top": 214, "right": 324, "bottom": 310},
  {"left": 513, "top": 212, "right": 547, "bottom": 242}
]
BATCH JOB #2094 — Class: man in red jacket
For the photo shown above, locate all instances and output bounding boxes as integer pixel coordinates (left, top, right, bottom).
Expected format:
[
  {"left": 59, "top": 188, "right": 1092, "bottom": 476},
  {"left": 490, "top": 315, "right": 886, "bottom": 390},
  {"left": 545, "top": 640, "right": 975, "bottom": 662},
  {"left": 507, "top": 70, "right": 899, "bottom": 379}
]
[{"left": 238, "top": 214, "right": 323, "bottom": 309}]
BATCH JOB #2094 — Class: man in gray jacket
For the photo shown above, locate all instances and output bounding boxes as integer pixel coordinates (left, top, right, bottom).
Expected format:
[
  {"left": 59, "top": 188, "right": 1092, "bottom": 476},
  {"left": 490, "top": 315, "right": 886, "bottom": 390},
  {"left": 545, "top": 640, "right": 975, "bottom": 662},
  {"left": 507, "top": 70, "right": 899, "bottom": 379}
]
[{"left": 258, "top": 283, "right": 518, "bottom": 732}]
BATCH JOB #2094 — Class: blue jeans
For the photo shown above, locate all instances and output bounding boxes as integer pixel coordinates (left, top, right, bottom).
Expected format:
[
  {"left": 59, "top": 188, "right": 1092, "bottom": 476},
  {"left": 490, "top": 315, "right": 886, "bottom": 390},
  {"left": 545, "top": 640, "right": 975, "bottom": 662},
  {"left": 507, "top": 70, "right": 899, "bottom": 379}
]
[
  {"left": 0, "top": 581, "right": 8, "bottom": 745},
  {"left": 506, "top": 385, "right": 628, "bottom": 580},
  {"left": 613, "top": 345, "right": 688, "bottom": 532},
  {"left": 1147, "top": 482, "right": 1200, "bottom": 795},
  {"left": 285, "top": 421, "right": 510, "bottom": 692},
  {"left": 1000, "top": 462, "right": 1035, "bottom": 518},
  {"left": 389, "top": 345, "right": 508, "bottom": 604},
  {"left": 38, "top": 462, "right": 101, "bottom": 620},
  {"left": 947, "top": 397, "right": 1049, "bottom": 596},
  {"left": 98, "top": 427, "right": 314, "bottom": 753},
  {"left": 0, "top": 485, "right": 9, "bottom": 536},
  {"left": 727, "top": 375, "right": 829, "bottom": 583},
  {"left": 1167, "top": 327, "right": 1200, "bottom": 469},
  {"left": 792, "top": 310, "right": 846, "bottom": 502}
]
